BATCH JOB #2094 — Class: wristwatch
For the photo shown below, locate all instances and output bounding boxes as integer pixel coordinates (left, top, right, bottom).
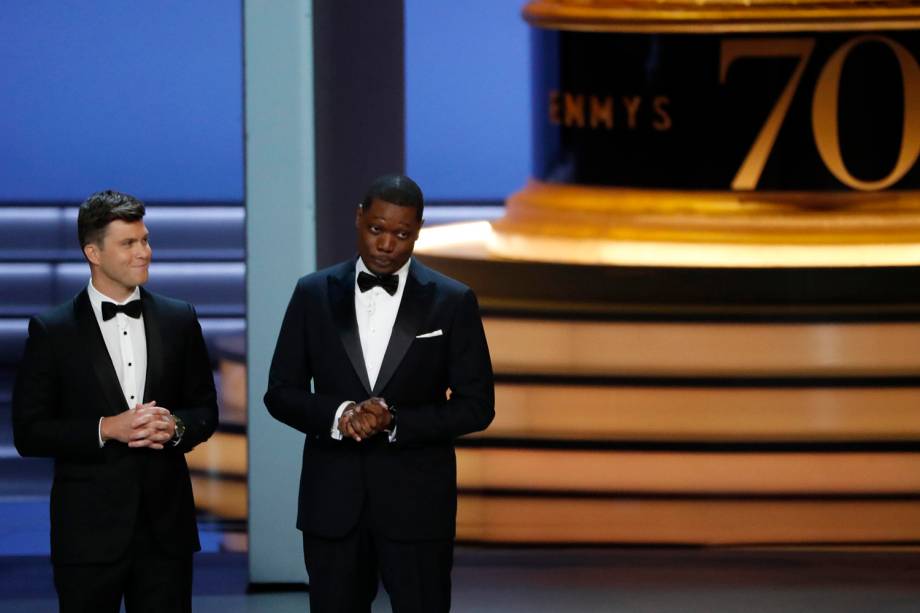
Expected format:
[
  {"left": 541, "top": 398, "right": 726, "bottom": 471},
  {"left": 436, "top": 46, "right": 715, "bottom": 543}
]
[
  {"left": 171, "top": 415, "right": 186, "bottom": 446},
  {"left": 385, "top": 404, "right": 397, "bottom": 433}
]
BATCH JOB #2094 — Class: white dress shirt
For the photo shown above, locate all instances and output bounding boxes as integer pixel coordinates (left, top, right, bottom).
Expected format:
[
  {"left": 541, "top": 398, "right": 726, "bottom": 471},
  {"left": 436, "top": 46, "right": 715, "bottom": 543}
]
[
  {"left": 330, "top": 257, "right": 410, "bottom": 441},
  {"left": 87, "top": 281, "right": 147, "bottom": 445}
]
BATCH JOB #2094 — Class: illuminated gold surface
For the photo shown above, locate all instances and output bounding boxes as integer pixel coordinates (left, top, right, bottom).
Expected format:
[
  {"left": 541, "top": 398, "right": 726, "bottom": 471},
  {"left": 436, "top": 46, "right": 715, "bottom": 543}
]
[
  {"left": 479, "top": 385, "right": 920, "bottom": 441},
  {"left": 456, "top": 449, "right": 920, "bottom": 493},
  {"left": 218, "top": 359, "right": 247, "bottom": 426},
  {"left": 186, "top": 431, "right": 247, "bottom": 476},
  {"left": 415, "top": 220, "right": 920, "bottom": 266},
  {"left": 421, "top": 181, "right": 920, "bottom": 266},
  {"left": 524, "top": 0, "right": 920, "bottom": 32},
  {"left": 456, "top": 496, "right": 920, "bottom": 543},
  {"left": 482, "top": 318, "right": 920, "bottom": 376},
  {"left": 188, "top": 432, "right": 247, "bottom": 519},
  {"left": 498, "top": 182, "right": 920, "bottom": 245},
  {"left": 191, "top": 475, "right": 246, "bottom": 520}
]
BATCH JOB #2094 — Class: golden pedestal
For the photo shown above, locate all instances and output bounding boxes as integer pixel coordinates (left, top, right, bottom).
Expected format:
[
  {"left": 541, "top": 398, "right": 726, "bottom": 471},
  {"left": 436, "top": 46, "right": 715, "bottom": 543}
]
[{"left": 417, "top": 0, "right": 920, "bottom": 545}]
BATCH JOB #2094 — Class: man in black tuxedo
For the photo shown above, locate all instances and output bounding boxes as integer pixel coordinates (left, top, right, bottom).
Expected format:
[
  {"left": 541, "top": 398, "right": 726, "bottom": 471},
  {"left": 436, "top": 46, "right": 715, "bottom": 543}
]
[
  {"left": 12, "top": 190, "right": 218, "bottom": 612},
  {"left": 265, "top": 174, "right": 494, "bottom": 612}
]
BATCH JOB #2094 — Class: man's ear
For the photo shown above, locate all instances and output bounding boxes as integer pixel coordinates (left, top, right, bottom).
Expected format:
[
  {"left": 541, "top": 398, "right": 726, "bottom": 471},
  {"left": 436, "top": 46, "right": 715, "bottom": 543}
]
[{"left": 83, "top": 243, "right": 100, "bottom": 266}]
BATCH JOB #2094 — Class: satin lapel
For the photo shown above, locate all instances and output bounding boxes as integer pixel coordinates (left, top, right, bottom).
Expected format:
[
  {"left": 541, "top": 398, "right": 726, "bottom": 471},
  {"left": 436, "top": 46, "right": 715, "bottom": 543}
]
[
  {"left": 74, "top": 290, "right": 128, "bottom": 416},
  {"left": 329, "top": 264, "right": 372, "bottom": 396},
  {"left": 140, "top": 288, "right": 163, "bottom": 404},
  {"left": 373, "top": 264, "right": 434, "bottom": 396}
]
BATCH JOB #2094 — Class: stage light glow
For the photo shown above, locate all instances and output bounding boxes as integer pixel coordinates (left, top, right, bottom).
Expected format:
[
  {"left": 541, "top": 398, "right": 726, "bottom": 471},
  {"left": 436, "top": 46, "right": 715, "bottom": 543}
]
[{"left": 418, "top": 221, "right": 920, "bottom": 267}]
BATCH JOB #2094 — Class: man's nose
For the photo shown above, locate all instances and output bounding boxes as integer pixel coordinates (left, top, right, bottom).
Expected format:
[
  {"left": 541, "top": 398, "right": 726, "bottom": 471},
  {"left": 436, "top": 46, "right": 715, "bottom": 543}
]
[{"left": 377, "top": 234, "right": 394, "bottom": 252}]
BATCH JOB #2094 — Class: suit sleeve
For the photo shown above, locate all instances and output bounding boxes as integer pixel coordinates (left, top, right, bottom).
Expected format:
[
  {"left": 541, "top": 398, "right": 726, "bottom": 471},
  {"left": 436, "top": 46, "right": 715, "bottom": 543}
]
[
  {"left": 12, "top": 316, "right": 105, "bottom": 460},
  {"left": 170, "top": 304, "right": 219, "bottom": 453},
  {"left": 263, "top": 281, "right": 346, "bottom": 436},
  {"left": 393, "top": 289, "right": 495, "bottom": 445}
]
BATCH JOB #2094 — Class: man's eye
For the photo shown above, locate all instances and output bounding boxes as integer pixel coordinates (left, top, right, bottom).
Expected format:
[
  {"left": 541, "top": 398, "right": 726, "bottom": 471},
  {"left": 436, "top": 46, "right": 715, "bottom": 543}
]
[{"left": 397, "top": 232, "right": 409, "bottom": 240}]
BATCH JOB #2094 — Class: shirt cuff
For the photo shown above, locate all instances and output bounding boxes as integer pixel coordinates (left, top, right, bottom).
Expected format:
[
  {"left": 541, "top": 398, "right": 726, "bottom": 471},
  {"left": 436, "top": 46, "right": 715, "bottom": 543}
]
[
  {"left": 331, "top": 401, "right": 353, "bottom": 440},
  {"left": 387, "top": 425, "right": 397, "bottom": 443},
  {"left": 98, "top": 417, "right": 105, "bottom": 448}
]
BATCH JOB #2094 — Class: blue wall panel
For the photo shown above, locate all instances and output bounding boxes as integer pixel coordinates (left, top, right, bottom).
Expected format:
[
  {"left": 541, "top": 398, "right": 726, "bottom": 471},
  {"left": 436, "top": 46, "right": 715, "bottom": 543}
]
[
  {"left": 0, "top": 0, "right": 243, "bottom": 201},
  {"left": 405, "top": 0, "right": 530, "bottom": 201}
]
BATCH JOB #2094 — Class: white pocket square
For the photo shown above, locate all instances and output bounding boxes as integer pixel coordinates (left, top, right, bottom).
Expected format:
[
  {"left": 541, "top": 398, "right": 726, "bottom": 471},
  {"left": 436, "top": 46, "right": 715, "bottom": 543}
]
[{"left": 415, "top": 329, "right": 443, "bottom": 339}]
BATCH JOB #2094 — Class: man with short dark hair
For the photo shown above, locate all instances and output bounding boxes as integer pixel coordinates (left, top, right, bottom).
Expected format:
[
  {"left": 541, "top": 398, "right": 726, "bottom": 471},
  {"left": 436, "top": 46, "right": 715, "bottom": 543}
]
[
  {"left": 13, "top": 190, "right": 218, "bottom": 612},
  {"left": 265, "top": 174, "right": 495, "bottom": 612}
]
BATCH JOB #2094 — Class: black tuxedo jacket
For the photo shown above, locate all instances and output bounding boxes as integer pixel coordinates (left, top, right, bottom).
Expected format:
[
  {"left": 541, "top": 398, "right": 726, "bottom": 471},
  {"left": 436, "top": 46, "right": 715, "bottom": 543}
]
[
  {"left": 12, "top": 287, "right": 218, "bottom": 564},
  {"left": 264, "top": 258, "right": 494, "bottom": 541}
]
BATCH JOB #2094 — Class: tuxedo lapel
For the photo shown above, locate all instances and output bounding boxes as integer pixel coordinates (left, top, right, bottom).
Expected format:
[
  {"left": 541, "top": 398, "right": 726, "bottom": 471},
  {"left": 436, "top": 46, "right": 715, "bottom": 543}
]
[
  {"left": 140, "top": 288, "right": 163, "bottom": 404},
  {"left": 373, "top": 261, "right": 434, "bottom": 396},
  {"left": 74, "top": 290, "right": 129, "bottom": 416},
  {"left": 329, "top": 262, "right": 372, "bottom": 396}
]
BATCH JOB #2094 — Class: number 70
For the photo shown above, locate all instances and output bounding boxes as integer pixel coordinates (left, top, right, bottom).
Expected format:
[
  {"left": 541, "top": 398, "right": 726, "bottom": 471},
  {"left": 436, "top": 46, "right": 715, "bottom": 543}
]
[{"left": 720, "top": 36, "right": 920, "bottom": 191}]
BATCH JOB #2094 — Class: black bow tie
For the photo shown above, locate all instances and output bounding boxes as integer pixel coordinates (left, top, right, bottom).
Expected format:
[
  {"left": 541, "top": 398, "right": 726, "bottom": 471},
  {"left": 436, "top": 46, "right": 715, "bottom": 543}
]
[
  {"left": 101, "top": 300, "right": 142, "bottom": 321},
  {"left": 357, "top": 271, "right": 399, "bottom": 296}
]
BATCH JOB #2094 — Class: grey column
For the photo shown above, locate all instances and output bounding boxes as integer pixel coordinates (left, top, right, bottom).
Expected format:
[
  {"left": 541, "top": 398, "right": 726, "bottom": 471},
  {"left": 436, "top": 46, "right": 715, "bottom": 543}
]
[{"left": 245, "top": 0, "right": 315, "bottom": 585}]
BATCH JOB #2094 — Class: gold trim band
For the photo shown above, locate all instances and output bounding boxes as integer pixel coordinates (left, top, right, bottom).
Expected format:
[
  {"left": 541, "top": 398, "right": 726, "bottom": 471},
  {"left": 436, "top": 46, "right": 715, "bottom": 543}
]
[
  {"left": 524, "top": 0, "right": 920, "bottom": 33},
  {"left": 495, "top": 181, "right": 920, "bottom": 244}
]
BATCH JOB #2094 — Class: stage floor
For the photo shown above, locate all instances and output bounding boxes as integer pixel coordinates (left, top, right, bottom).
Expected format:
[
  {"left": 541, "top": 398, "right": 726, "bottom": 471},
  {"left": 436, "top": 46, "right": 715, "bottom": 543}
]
[{"left": 2, "top": 547, "right": 919, "bottom": 612}]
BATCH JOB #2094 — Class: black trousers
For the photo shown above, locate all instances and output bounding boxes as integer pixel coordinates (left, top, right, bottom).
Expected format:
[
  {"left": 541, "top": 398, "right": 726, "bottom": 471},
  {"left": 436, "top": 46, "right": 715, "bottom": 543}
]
[
  {"left": 302, "top": 509, "right": 453, "bottom": 613},
  {"left": 52, "top": 514, "right": 193, "bottom": 613}
]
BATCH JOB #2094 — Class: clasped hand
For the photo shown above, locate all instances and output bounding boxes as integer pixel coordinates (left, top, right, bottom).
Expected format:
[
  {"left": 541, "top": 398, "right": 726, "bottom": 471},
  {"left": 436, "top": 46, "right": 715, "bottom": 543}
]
[
  {"left": 101, "top": 401, "right": 176, "bottom": 450},
  {"left": 338, "top": 397, "right": 391, "bottom": 442}
]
